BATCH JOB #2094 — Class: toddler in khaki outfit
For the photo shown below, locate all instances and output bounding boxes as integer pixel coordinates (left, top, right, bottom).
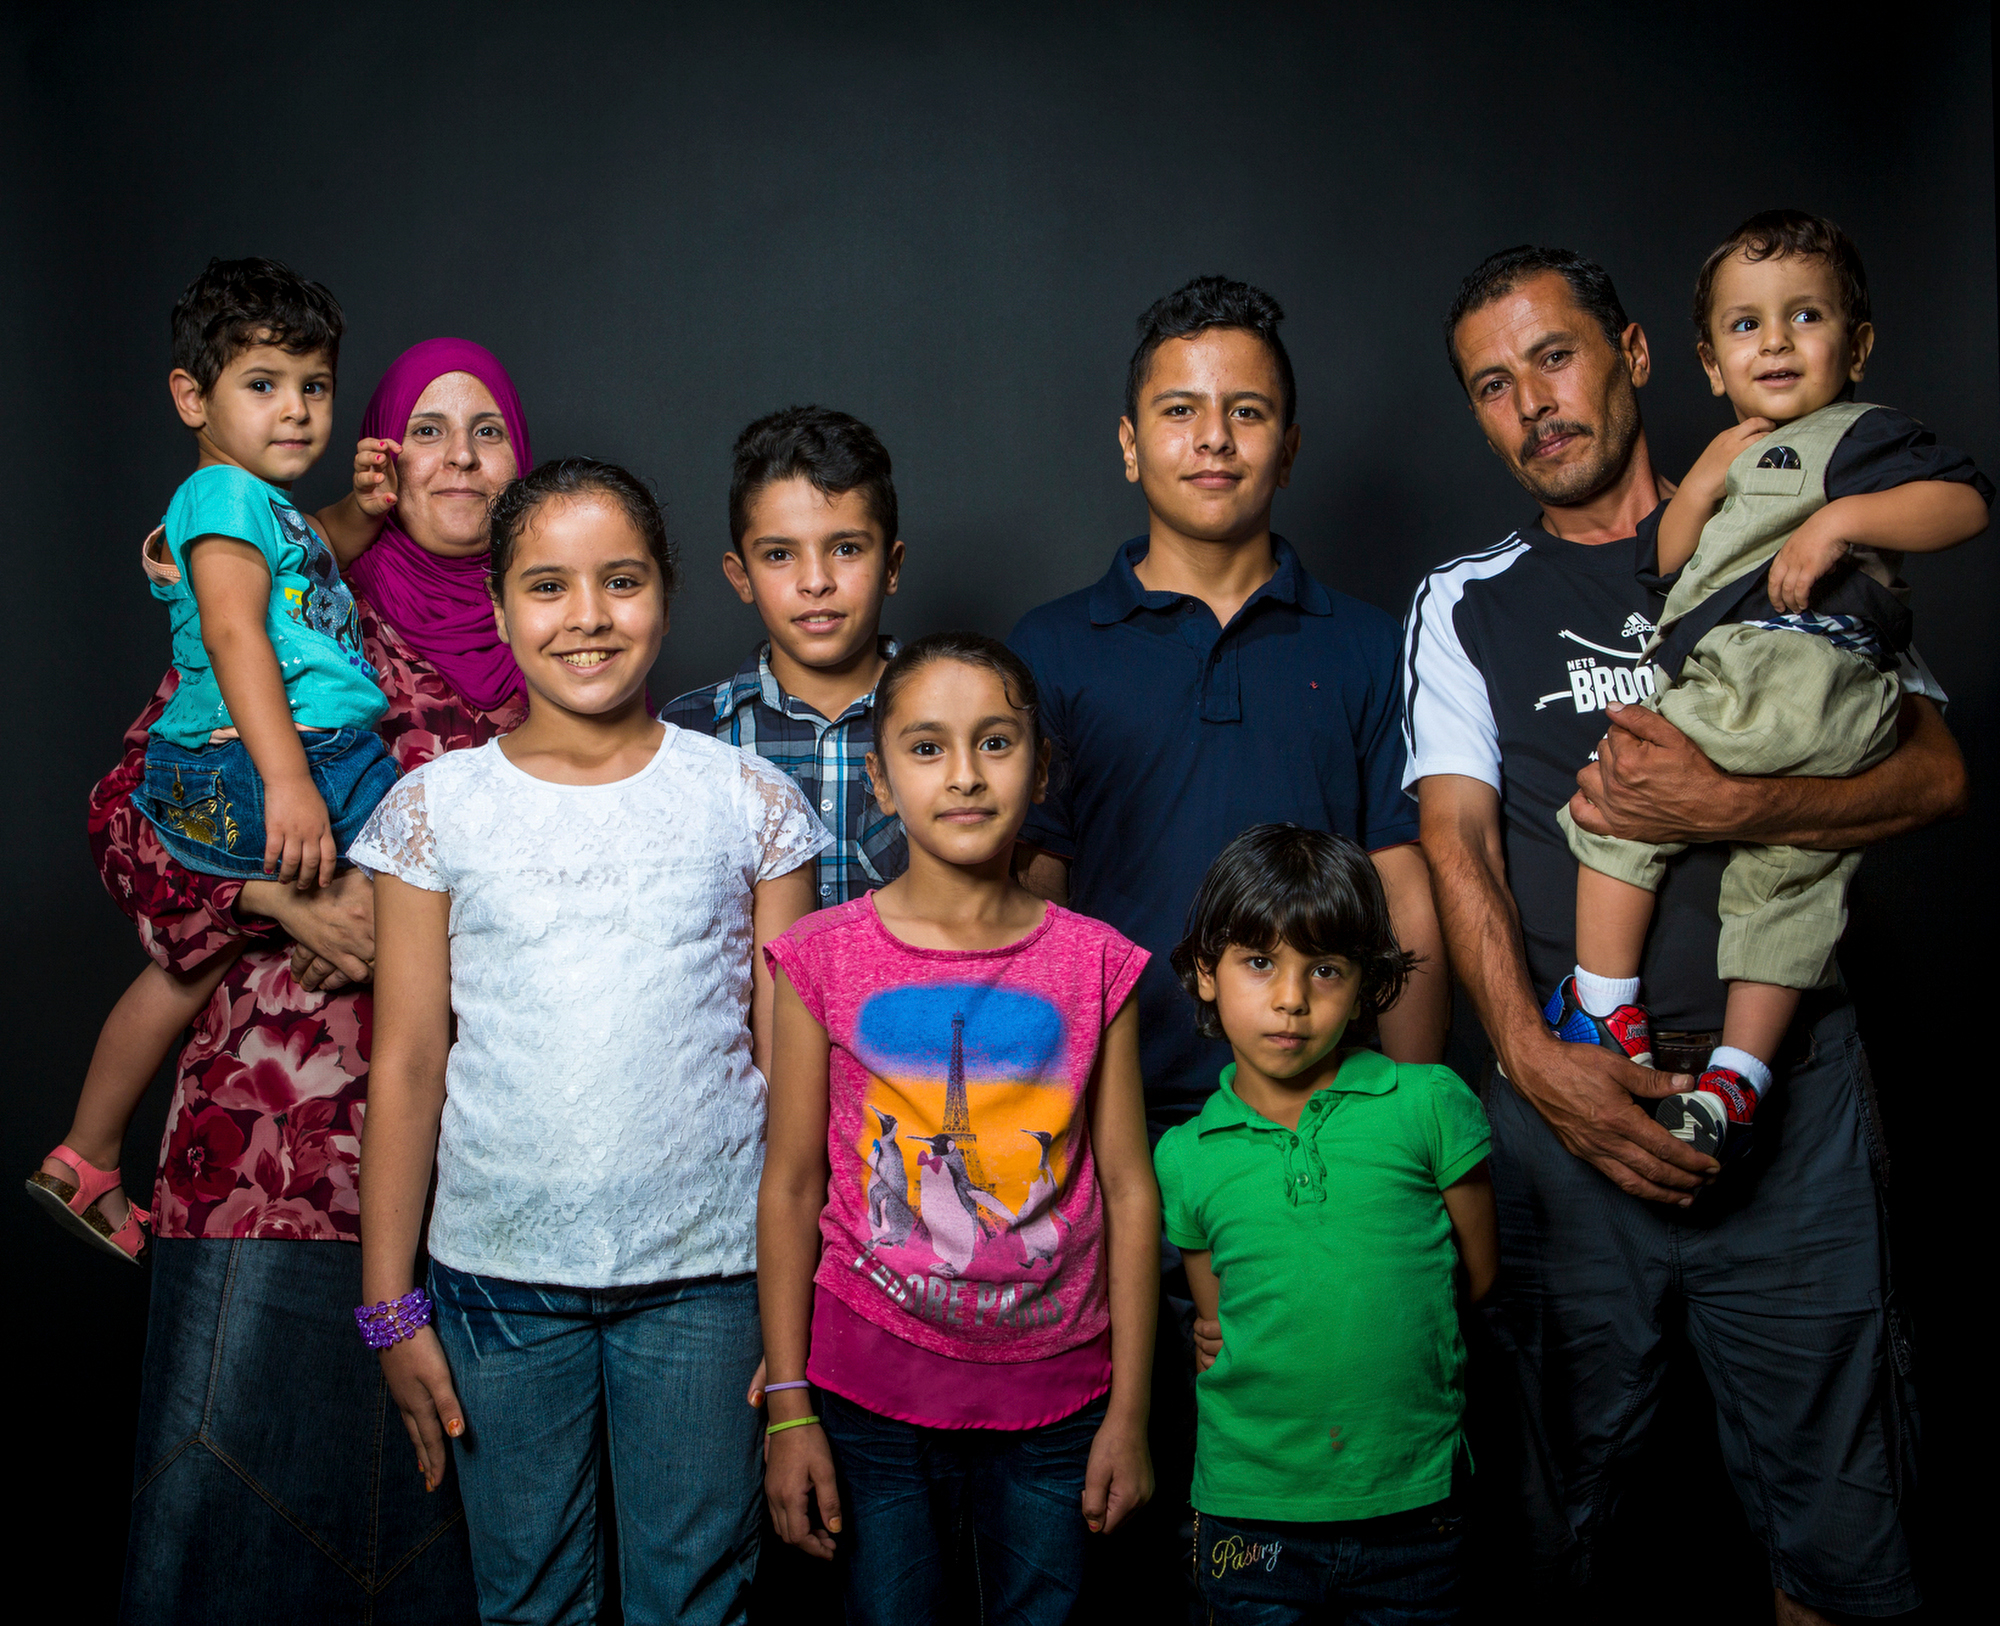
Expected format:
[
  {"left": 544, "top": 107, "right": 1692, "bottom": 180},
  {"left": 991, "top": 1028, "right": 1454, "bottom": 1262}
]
[{"left": 1548, "top": 210, "right": 1990, "bottom": 1155}]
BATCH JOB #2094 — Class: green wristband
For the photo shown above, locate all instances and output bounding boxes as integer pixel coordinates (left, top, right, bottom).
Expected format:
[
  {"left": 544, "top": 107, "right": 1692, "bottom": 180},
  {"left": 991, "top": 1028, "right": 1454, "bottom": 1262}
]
[{"left": 766, "top": 1414, "right": 822, "bottom": 1437}]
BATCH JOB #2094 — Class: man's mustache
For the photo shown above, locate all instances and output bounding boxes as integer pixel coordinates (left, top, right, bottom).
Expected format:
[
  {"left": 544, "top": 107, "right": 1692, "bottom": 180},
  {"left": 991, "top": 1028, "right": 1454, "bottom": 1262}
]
[{"left": 1520, "top": 419, "right": 1593, "bottom": 461}]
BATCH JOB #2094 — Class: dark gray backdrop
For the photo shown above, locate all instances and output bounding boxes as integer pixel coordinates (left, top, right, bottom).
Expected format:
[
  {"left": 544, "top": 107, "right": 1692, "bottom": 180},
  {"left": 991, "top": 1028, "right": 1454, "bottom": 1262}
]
[{"left": 6, "top": 4, "right": 1991, "bottom": 1618}]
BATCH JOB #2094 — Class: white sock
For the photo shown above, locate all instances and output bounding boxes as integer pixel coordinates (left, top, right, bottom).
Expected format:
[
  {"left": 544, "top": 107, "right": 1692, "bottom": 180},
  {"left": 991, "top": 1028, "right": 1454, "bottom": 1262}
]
[
  {"left": 1574, "top": 967, "right": 1641, "bottom": 1017},
  {"left": 1708, "top": 1046, "right": 1773, "bottom": 1098}
]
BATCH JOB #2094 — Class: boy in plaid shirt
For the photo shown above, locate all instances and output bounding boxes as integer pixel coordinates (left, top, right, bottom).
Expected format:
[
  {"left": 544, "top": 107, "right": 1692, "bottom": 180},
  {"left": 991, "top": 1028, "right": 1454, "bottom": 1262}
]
[{"left": 664, "top": 405, "right": 907, "bottom": 906}]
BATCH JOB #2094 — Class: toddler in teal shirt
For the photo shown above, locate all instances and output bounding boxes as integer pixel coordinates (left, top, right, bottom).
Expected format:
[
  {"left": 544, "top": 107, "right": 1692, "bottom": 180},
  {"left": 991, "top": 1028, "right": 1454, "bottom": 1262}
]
[
  {"left": 26, "top": 257, "right": 397, "bottom": 1266},
  {"left": 1153, "top": 824, "right": 1497, "bottom": 1625}
]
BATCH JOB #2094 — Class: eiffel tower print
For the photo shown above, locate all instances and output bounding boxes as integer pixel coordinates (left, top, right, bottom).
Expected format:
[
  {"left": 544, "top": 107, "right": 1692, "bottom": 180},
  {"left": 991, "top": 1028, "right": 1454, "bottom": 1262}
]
[{"left": 939, "top": 1011, "right": 992, "bottom": 1191}]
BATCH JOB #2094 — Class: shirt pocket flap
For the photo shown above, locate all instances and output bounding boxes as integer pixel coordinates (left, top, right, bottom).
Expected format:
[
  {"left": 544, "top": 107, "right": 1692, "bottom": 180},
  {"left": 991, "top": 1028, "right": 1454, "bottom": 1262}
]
[{"left": 1734, "top": 464, "right": 1810, "bottom": 497}]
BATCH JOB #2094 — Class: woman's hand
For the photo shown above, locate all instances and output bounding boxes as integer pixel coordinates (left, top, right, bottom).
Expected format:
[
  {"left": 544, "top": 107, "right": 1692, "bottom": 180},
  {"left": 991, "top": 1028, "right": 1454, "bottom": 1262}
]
[
  {"left": 240, "top": 868, "right": 376, "bottom": 990},
  {"left": 352, "top": 437, "right": 401, "bottom": 519},
  {"left": 381, "top": 1326, "right": 464, "bottom": 1492},
  {"left": 1081, "top": 1409, "right": 1154, "bottom": 1535},
  {"left": 765, "top": 1423, "right": 842, "bottom": 1560}
]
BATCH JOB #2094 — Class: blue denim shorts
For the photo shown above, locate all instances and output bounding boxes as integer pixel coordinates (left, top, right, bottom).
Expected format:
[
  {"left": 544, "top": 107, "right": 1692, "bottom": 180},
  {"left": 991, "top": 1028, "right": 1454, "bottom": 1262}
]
[{"left": 134, "top": 727, "right": 397, "bottom": 880}]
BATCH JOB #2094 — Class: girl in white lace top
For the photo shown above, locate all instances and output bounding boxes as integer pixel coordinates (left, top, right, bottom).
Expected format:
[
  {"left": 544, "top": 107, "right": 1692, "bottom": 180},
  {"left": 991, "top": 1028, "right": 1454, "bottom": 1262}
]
[{"left": 352, "top": 459, "right": 826, "bottom": 1622}]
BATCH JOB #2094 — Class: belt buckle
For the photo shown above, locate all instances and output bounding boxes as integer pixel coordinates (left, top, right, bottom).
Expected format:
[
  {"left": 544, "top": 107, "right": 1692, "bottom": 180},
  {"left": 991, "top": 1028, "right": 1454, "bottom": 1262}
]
[{"left": 1652, "top": 1030, "right": 1721, "bottom": 1077}]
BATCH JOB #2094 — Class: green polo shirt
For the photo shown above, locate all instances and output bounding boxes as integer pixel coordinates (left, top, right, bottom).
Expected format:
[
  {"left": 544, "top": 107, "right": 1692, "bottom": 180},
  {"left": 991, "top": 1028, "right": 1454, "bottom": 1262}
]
[{"left": 1154, "top": 1049, "right": 1490, "bottom": 1521}]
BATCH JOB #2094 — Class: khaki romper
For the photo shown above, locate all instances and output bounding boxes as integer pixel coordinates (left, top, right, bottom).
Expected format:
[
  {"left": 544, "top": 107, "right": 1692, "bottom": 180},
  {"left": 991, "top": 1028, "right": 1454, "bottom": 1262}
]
[{"left": 1559, "top": 401, "right": 1903, "bottom": 990}]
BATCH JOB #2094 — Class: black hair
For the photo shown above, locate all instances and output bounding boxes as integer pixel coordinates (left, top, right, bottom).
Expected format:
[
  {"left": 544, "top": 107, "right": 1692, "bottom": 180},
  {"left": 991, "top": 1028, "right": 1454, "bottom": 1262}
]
[
  {"left": 1692, "top": 209, "right": 1870, "bottom": 338},
  {"left": 1443, "top": 246, "right": 1629, "bottom": 388},
  {"left": 1170, "top": 824, "right": 1418, "bottom": 1040},
  {"left": 728, "top": 404, "right": 898, "bottom": 554},
  {"left": 169, "top": 256, "right": 344, "bottom": 394},
  {"left": 873, "top": 631, "right": 1050, "bottom": 760},
  {"left": 487, "top": 458, "right": 678, "bottom": 603},
  {"left": 1124, "top": 275, "right": 1297, "bottom": 429}
]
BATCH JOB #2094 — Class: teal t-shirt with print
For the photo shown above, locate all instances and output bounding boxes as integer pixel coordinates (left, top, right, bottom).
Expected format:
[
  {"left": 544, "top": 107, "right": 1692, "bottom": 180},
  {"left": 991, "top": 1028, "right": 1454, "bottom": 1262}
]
[
  {"left": 1154, "top": 1049, "right": 1491, "bottom": 1521},
  {"left": 152, "top": 464, "right": 388, "bottom": 748}
]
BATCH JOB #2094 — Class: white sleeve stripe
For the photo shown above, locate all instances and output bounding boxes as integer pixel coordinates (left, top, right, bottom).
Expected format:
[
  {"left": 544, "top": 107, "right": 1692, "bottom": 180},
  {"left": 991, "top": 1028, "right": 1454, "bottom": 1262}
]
[
  {"left": 1400, "top": 536, "right": 1528, "bottom": 796},
  {"left": 1403, "top": 752, "right": 1504, "bottom": 794}
]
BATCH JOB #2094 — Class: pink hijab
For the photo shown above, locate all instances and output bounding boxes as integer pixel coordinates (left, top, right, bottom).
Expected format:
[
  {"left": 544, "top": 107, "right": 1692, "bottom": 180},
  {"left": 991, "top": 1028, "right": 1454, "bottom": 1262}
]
[{"left": 346, "top": 338, "right": 532, "bottom": 712}]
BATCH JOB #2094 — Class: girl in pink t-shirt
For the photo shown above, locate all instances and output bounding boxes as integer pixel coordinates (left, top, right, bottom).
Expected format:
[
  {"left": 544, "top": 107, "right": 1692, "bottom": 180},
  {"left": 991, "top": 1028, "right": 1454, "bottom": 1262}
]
[{"left": 759, "top": 632, "right": 1160, "bottom": 1625}]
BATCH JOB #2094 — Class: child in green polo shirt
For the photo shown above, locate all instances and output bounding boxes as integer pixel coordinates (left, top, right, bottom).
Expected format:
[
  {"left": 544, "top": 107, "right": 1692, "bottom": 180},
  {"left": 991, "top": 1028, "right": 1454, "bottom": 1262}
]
[{"left": 1154, "top": 823, "right": 1497, "bottom": 1624}]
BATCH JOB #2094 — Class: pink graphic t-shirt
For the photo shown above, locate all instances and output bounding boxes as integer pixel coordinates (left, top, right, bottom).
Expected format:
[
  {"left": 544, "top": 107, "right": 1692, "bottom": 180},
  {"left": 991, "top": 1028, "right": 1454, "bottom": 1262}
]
[{"left": 765, "top": 896, "right": 1147, "bottom": 1368}]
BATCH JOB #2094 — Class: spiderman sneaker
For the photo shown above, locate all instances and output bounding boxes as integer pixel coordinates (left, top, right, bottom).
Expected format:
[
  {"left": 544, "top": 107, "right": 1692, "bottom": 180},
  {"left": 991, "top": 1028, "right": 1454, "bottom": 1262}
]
[
  {"left": 1655, "top": 1090, "right": 1727, "bottom": 1158},
  {"left": 1542, "top": 976, "right": 1653, "bottom": 1067},
  {"left": 1655, "top": 1066, "right": 1757, "bottom": 1160}
]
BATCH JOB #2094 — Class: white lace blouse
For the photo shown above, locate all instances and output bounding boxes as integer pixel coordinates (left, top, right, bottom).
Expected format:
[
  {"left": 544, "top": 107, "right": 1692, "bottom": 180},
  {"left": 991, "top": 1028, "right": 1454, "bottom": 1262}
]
[{"left": 349, "top": 727, "right": 830, "bottom": 1287}]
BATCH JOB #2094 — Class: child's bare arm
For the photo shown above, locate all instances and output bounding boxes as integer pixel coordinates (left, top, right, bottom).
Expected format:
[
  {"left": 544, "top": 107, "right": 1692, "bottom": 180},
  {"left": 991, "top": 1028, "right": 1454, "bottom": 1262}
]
[
  {"left": 185, "top": 537, "right": 336, "bottom": 888},
  {"left": 757, "top": 972, "right": 842, "bottom": 1560},
  {"left": 1182, "top": 1249, "right": 1222, "bottom": 1372},
  {"left": 1769, "top": 481, "right": 1991, "bottom": 613},
  {"left": 1655, "top": 495, "right": 1708, "bottom": 578},
  {"left": 1658, "top": 418, "right": 1777, "bottom": 575},
  {"left": 359, "top": 875, "right": 459, "bottom": 1491},
  {"left": 749, "top": 867, "right": 816, "bottom": 1081},
  {"left": 1082, "top": 996, "right": 1159, "bottom": 1536},
  {"left": 312, "top": 437, "right": 403, "bottom": 567},
  {"left": 1441, "top": 1160, "right": 1498, "bottom": 1303}
]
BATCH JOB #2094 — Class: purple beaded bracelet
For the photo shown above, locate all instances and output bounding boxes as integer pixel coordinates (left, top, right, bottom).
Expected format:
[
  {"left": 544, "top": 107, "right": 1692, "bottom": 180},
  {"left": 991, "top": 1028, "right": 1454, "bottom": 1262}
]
[{"left": 355, "top": 1288, "right": 433, "bottom": 1349}]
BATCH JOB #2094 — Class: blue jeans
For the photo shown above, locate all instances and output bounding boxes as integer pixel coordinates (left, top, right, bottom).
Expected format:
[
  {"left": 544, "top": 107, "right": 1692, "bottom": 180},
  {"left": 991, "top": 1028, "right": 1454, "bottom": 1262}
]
[
  {"left": 428, "top": 1262, "right": 762, "bottom": 1626},
  {"left": 122, "top": 1239, "right": 478, "bottom": 1625},
  {"left": 134, "top": 727, "right": 397, "bottom": 879},
  {"left": 1194, "top": 1502, "right": 1464, "bottom": 1624},
  {"left": 818, "top": 1387, "right": 1107, "bottom": 1626}
]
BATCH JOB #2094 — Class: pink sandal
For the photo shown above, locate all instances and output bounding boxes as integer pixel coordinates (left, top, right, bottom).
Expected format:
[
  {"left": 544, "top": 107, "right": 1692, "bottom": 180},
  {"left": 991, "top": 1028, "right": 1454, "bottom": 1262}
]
[{"left": 24, "top": 1145, "right": 150, "bottom": 1265}]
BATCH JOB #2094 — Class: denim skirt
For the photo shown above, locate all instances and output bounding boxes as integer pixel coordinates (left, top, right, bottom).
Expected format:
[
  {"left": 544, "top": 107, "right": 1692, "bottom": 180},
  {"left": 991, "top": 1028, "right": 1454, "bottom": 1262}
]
[
  {"left": 133, "top": 727, "right": 398, "bottom": 880},
  {"left": 121, "top": 1238, "right": 478, "bottom": 1624}
]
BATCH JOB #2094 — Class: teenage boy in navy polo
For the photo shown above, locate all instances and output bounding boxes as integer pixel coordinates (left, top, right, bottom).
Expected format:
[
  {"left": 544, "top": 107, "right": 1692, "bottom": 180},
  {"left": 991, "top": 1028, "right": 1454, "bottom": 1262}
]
[
  {"left": 665, "top": 405, "right": 907, "bottom": 907},
  {"left": 1009, "top": 276, "right": 1446, "bottom": 1120},
  {"left": 1008, "top": 275, "right": 1446, "bottom": 1616}
]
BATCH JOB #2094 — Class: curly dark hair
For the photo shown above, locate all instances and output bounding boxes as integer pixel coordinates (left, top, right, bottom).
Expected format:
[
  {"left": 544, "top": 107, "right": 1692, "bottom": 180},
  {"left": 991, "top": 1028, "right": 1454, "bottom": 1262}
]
[
  {"left": 169, "top": 256, "right": 343, "bottom": 393},
  {"left": 487, "top": 458, "right": 678, "bottom": 604},
  {"left": 1691, "top": 208, "right": 1870, "bottom": 339},
  {"left": 1171, "top": 824, "right": 1418, "bottom": 1040}
]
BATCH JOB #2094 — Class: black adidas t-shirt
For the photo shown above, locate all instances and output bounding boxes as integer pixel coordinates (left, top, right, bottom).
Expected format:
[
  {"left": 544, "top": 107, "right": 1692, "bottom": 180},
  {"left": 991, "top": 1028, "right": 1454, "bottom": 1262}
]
[
  {"left": 1398, "top": 409, "right": 1978, "bottom": 1030},
  {"left": 1402, "top": 512, "right": 1743, "bottom": 1029}
]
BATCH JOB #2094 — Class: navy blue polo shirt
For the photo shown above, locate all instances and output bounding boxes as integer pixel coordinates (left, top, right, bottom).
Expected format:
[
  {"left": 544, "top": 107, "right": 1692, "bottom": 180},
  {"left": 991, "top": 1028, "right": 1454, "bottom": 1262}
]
[{"left": 1008, "top": 537, "right": 1419, "bottom": 1128}]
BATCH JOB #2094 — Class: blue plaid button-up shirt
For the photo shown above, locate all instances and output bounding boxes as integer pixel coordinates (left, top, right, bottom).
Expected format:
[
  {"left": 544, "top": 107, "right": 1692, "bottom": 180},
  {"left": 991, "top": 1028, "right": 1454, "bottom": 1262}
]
[{"left": 662, "top": 638, "right": 907, "bottom": 907}]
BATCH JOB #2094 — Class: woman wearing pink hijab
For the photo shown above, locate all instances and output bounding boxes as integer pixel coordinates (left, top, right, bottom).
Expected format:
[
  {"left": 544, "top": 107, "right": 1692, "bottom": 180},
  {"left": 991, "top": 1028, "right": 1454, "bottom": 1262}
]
[{"left": 90, "top": 340, "right": 529, "bottom": 1622}]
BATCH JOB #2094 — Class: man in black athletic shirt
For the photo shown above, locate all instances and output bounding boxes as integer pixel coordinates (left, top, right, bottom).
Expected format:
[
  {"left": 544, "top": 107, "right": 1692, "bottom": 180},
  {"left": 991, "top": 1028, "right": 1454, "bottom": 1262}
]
[{"left": 1404, "top": 246, "right": 1967, "bottom": 1622}]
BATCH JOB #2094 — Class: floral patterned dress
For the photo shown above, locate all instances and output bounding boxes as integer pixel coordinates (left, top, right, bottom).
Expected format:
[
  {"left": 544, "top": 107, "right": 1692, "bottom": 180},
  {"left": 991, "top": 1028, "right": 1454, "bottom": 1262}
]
[{"left": 89, "top": 597, "right": 525, "bottom": 1240}]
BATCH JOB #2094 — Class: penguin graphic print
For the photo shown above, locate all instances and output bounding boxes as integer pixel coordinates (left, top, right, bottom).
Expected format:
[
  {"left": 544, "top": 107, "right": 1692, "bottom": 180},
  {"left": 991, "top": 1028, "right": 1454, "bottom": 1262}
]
[
  {"left": 764, "top": 898, "right": 1146, "bottom": 1360},
  {"left": 853, "top": 984, "right": 1063, "bottom": 1290}
]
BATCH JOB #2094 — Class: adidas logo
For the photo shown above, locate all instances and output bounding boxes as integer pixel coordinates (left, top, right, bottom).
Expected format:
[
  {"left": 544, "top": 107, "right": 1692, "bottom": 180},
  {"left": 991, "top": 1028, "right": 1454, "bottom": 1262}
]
[{"left": 1621, "top": 613, "right": 1656, "bottom": 640}]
